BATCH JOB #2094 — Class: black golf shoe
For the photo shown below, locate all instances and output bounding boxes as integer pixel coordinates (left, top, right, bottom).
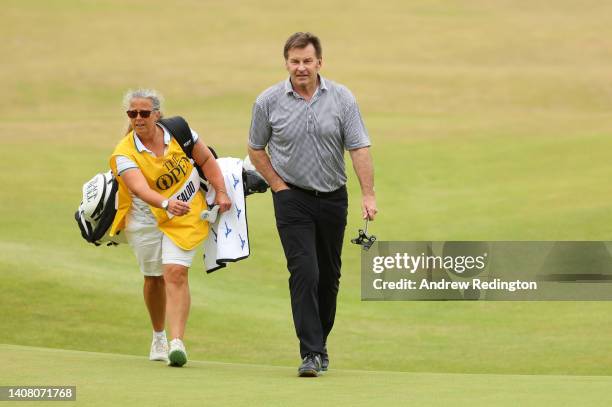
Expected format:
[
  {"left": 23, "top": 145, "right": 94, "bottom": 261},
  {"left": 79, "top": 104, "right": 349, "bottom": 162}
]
[
  {"left": 321, "top": 348, "right": 329, "bottom": 372},
  {"left": 298, "top": 353, "right": 322, "bottom": 377}
]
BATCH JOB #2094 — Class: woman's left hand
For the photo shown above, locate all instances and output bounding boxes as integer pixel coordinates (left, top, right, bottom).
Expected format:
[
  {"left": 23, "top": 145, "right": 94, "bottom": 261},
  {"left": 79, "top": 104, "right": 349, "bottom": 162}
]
[{"left": 215, "top": 191, "right": 232, "bottom": 213}]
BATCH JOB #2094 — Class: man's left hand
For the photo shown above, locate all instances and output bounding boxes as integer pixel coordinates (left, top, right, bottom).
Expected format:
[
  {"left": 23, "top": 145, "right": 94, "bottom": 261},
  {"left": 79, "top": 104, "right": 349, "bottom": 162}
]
[{"left": 362, "top": 195, "right": 377, "bottom": 220}]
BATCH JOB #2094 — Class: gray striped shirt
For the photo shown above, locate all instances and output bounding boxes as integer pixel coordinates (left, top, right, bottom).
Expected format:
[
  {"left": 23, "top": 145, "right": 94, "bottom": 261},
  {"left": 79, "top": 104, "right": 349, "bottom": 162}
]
[{"left": 249, "top": 76, "right": 370, "bottom": 192}]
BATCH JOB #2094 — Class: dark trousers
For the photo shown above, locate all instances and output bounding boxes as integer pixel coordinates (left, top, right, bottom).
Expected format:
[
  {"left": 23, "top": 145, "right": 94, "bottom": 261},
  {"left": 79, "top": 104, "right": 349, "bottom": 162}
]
[{"left": 272, "top": 186, "right": 348, "bottom": 358}]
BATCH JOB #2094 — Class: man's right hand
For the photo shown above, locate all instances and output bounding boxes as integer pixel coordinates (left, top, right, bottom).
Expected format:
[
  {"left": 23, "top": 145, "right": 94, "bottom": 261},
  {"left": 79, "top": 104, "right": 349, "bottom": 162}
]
[
  {"left": 272, "top": 182, "right": 290, "bottom": 193},
  {"left": 248, "top": 147, "right": 289, "bottom": 194}
]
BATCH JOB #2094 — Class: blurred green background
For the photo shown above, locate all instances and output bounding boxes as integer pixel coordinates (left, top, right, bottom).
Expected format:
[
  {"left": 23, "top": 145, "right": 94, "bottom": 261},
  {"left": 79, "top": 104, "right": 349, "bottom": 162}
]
[{"left": 1, "top": 0, "right": 612, "bottom": 403}]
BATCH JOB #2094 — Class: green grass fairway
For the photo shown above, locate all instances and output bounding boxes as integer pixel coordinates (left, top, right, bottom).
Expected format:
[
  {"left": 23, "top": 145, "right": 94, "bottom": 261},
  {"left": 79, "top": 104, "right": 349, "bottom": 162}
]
[
  {"left": 3, "top": 344, "right": 612, "bottom": 407},
  {"left": 2, "top": 0, "right": 612, "bottom": 404}
]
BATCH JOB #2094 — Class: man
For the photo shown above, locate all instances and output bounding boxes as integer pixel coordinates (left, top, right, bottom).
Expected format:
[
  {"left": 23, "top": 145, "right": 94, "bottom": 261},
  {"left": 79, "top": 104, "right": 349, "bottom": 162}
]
[{"left": 248, "top": 32, "right": 377, "bottom": 377}]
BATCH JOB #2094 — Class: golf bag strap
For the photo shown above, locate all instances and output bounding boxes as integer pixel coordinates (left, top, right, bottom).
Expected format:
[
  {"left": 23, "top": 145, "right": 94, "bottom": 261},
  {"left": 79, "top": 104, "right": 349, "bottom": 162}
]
[
  {"left": 158, "top": 116, "right": 194, "bottom": 158},
  {"left": 158, "top": 116, "right": 218, "bottom": 160}
]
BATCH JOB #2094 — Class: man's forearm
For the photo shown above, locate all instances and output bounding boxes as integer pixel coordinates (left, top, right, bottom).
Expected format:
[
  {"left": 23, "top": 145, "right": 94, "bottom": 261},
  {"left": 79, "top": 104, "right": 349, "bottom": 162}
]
[
  {"left": 349, "top": 147, "right": 375, "bottom": 196},
  {"left": 248, "top": 146, "right": 288, "bottom": 192}
]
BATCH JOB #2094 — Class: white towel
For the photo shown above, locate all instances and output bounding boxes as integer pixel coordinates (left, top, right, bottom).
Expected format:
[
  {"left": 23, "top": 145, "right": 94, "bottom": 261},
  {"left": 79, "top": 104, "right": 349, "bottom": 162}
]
[{"left": 202, "top": 157, "right": 250, "bottom": 272}]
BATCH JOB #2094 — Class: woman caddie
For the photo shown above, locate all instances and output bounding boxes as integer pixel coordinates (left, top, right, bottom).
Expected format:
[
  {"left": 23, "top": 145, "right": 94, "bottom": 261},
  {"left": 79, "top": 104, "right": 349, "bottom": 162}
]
[{"left": 108, "top": 89, "right": 231, "bottom": 367}]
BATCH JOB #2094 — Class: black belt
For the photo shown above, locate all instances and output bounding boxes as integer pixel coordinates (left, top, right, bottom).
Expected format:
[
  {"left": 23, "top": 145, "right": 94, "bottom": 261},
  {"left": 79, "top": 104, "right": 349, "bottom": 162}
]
[{"left": 286, "top": 183, "right": 345, "bottom": 197}]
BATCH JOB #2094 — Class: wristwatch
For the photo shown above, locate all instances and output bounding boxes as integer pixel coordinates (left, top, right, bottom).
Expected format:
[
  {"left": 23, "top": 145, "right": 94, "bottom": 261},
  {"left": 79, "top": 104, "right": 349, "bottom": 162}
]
[{"left": 161, "top": 199, "right": 169, "bottom": 210}]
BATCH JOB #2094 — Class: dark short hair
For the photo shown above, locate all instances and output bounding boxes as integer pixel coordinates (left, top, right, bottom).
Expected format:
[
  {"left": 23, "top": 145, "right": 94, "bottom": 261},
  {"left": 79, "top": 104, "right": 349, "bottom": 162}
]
[{"left": 283, "top": 32, "right": 322, "bottom": 60}]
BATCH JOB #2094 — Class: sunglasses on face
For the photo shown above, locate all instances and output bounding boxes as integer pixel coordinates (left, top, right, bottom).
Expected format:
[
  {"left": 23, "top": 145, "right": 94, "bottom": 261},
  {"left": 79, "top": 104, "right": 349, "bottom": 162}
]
[{"left": 126, "top": 110, "right": 156, "bottom": 119}]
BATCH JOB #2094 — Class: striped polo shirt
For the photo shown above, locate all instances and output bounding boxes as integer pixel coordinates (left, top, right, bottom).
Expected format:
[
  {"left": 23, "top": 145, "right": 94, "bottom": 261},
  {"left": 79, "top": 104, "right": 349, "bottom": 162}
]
[{"left": 249, "top": 75, "right": 370, "bottom": 192}]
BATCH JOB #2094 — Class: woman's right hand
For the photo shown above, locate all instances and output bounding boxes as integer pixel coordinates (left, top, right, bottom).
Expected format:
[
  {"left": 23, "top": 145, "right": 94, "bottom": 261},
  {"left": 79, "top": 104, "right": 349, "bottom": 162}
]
[
  {"left": 167, "top": 199, "right": 191, "bottom": 216},
  {"left": 120, "top": 169, "right": 191, "bottom": 217}
]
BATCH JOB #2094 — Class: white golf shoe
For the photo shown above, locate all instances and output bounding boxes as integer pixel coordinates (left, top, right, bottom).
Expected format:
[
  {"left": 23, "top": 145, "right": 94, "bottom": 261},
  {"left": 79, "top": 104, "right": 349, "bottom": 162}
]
[
  {"left": 149, "top": 334, "right": 169, "bottom": 362},
  {"left": 168, "top": 338, "right": 187, "bottom": 367}
]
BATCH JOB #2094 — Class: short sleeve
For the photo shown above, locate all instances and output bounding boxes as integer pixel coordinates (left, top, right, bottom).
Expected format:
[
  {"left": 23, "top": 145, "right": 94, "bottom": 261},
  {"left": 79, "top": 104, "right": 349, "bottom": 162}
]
[
  {"left": 115, "top": 155, "right": 138, "bottom": 175},
  {"left": 341, "top": 93, "right": 371, "bottom": 150},
  {"left": 248, "top": 102, "right": 272, "bottom": 150}
]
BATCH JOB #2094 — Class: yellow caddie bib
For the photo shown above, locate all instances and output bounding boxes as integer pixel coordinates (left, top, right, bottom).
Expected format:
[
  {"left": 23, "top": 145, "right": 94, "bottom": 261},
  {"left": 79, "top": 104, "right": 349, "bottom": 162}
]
[{"left": 109, "top": 131, "right": 208, "bottom": 250}]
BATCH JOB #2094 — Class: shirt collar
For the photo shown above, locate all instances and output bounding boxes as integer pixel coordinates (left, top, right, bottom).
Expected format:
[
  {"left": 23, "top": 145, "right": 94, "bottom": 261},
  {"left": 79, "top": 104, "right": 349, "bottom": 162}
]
[
  {"left": 285, "top": 74, "right": 328, "bottom": 97},
  {"left": 133, "top": 124, "right": 170, "bottom": 153},
  {"left": 319, "top": 76, "right": 328, "bottom": 91}
]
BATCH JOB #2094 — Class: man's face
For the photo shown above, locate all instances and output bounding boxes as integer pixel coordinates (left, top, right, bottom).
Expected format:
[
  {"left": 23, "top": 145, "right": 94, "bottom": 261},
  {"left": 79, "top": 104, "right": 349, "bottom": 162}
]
[{"left": 285, "top": 44, "right": 321, "bottom": 89}]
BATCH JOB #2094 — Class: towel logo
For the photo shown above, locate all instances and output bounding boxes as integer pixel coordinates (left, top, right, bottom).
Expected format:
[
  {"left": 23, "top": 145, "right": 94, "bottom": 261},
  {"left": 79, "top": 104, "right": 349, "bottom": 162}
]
[
  {"left": 224, "top": 221, "right": 232, "bottom": 238},
  {"left": 239, "top": 233, "right": 246, "bottom": 251},
  {"left": 232, "top": 174, "right": 240, "bottom": 190}
]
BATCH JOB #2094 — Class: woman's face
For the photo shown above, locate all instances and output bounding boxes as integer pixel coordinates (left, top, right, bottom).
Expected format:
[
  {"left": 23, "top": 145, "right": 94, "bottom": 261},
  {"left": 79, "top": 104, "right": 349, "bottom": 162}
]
[{"left": 127, "top": 97, "right": 160, "bottom": 137}]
